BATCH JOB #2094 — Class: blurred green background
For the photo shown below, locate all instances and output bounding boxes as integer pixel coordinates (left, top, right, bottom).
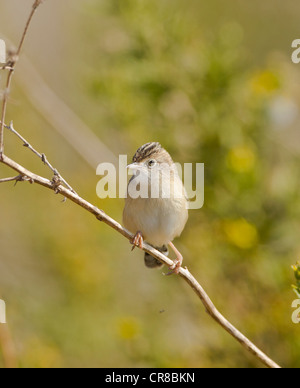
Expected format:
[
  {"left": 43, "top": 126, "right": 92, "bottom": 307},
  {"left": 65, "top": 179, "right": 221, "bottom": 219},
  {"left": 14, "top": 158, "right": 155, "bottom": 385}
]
[{"left": 1, "top": 0, "right": 300, "bottom": 368}]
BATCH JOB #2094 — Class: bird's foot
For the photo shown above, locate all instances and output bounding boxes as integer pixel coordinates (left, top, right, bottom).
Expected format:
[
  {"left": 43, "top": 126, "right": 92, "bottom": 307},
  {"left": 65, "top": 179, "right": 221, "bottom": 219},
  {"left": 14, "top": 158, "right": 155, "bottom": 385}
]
[
  {"left": 166, "top": 257, "right": 183, "bottom": 276},
  {"left": 131, "top": 231, "right": 144, "bottom": 251},
  {"left": 165, "top": 242, "right": 183, "bottom": 275}
]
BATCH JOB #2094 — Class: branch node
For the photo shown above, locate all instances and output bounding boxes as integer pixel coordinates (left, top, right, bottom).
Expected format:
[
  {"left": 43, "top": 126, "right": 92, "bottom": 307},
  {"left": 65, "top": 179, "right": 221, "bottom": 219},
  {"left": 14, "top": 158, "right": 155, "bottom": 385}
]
[
  {"left": 15, "top": 175, "right": 24, "bottom": 186},
  {"left": 7, "top": 49, "right": 19, "bottom": 68},
  {"left": 96, "top": 214, "right": 104, "bottom": 222},
  {"left": 9, "top": 174, "right": 34, "bottom": 186},
  {"left": 33, "top": 0, "right": 43, "bottom": 10},
  {"left": 41, "top": 153, "right": 47, "bottom": 164},
  {"left": 51, "top": 175, "right": 62, "bottom": 194}
]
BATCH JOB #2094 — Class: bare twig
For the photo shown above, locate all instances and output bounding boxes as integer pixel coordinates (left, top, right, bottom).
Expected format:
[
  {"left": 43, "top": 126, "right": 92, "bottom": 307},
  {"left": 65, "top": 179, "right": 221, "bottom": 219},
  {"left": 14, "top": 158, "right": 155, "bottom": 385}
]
[
  {"left": 0, "top": 176, "right": 19, "bottom": 183},
  {"left": 16, "top": 1, "right": 43, "bottom": 58},
  {"left": 0, "top": 0, "right": 43, "bottom": 155},
  {"left": 0, "top": 66, "right": 14, "bottom": 71},
  {"left": 0, "top": 153, "right": 281, "bottom": 369},
  {"left": 0, "top": 175, "right": 26, "bottom": 184},
  {"left": 0, "top": 61, "right": 14, "bottom": 155},
  {"left": 1, "top": 120, "right": 77, "bottom": 194}
]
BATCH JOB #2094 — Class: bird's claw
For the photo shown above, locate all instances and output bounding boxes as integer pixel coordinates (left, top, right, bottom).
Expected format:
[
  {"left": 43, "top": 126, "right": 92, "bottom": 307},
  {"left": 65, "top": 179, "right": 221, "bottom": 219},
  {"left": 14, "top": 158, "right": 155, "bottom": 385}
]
[
  {"left": 165, "top": 258, "right": 182, "bottom": 276},
  {"left": 131, "top": 231, "right": 144, "bottom": 251}
]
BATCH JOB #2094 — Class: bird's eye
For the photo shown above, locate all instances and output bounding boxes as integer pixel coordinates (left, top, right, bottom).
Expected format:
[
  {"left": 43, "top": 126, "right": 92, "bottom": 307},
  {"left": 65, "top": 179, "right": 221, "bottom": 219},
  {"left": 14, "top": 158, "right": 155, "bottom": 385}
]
[{"left": 147, "top": 159, "right": 156, "bottom": 168}]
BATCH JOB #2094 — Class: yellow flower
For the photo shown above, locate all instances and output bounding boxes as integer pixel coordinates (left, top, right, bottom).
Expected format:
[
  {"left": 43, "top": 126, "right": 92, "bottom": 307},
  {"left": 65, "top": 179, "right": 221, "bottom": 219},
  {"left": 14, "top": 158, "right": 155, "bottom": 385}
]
[
  {"left": 227, "top": 146, "right": 256, "bottom": 173},
  {"left": 24, "top": 338, "right": 62, "bottom": 368},
  {"left": 250, "top": 70, "right": 280, "bottom": 96},
  {"left": 223, "top": 218, "right": 258, "bottom": 249},
  {"left": 117, "top": 317, "right": 141, "bottom": 340}
]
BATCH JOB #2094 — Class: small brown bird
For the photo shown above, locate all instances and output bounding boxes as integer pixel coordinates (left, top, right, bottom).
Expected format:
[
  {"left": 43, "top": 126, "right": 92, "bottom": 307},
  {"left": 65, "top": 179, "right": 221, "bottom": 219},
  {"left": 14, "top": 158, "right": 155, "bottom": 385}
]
[{"left": 123, "top": 142, "right": 188, "bottom": 273}]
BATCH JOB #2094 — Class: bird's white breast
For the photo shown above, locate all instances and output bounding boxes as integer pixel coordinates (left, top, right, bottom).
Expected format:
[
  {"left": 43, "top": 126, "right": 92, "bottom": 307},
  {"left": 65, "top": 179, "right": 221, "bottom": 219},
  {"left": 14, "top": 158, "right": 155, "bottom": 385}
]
[{"left": 123, "top": 177, "right": 188, "bottom": 247}]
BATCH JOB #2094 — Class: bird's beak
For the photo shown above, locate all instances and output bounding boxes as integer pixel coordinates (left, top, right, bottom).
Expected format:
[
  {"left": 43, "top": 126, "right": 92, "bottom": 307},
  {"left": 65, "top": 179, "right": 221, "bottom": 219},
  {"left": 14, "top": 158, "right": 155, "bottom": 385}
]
[{"left": 127, "top": 163, "right": 143, "bottom": 172}]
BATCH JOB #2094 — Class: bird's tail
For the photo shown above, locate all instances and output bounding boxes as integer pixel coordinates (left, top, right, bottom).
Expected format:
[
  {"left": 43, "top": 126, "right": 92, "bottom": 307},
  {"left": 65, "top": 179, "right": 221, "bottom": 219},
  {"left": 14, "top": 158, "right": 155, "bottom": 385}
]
[{"left": 144, "top": 245, "right": 169, "bottom": 269}]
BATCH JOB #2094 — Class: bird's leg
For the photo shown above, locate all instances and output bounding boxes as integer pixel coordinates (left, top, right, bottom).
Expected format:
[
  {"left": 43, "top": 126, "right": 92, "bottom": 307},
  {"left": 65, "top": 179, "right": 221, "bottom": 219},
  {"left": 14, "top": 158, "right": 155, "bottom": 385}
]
[
  {"left": 168, "top": 242, "right": 183, "bottom": 274},
  {"left": 131, "top": 231, "right": 144, "bottom": 251}
]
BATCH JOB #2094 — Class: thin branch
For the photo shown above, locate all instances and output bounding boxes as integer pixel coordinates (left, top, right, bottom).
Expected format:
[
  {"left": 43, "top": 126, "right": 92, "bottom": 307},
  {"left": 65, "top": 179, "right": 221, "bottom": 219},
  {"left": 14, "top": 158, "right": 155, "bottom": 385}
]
[
  {"left": 0, "top": 66, "right": 14, "bottom": 71},
  {"left": 0, "top": 63, "right": 14, "bottom": 155},
  {"left": 0, "top": 0, "right": 43, "bottom": 155},
  {"left": 0, "top": 153, "right": 281, "bottom": 369},
  {"left": 0, "top": 175, "right": 26, "bottom": 184},
  {"left": 1, "top": 120, "right": 77, "bottom": 194},
  {"left": 16, "top": 1, "right": 44, "bottom": 58}
]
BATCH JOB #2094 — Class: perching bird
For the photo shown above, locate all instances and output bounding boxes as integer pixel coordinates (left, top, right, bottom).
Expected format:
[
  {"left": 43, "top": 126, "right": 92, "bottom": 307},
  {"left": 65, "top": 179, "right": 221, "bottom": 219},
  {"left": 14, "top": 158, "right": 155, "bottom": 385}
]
[{"left": 123, "top": 142, "right": 188, "bottom": 273}]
